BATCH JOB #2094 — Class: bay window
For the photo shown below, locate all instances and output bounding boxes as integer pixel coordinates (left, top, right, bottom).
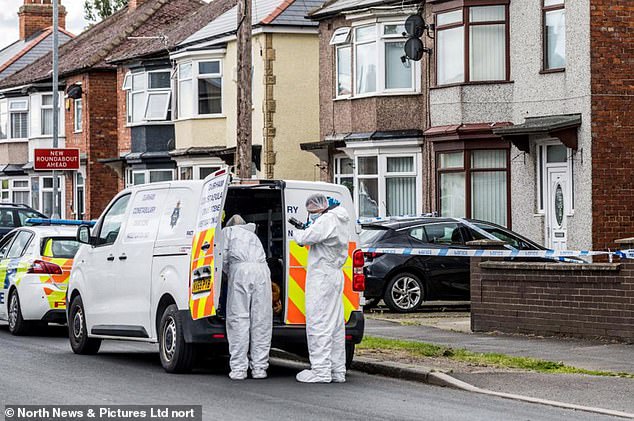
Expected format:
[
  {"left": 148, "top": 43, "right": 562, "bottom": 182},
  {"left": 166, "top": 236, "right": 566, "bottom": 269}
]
[
  {"left": 334, "top": 21, "right": 418, "bottom": 98},
  {"left": 334, "top": 156, "right": 354, "bottom": 195},
  {"left": 122, "top": 69, "right": 172, "bottom": 124},
  {"left": 543, "top": 0, "right": 565, "bottom": 71},
  {"left": 435, "top": 4, "right": 509, "bottom": 85},
  {"left": 177, "top": 60, "right": 223, "bottom": 118},
  {"left": 127, "top": 169, "right": 175, "bottom": 186},
  {"left": 437, "top": 149, "right": 509, "bottom": 226},
  {"left": 353, "top": 153, "right": 421, "bottom": 218},
  {"left": 12, "top": 180, "right": 30, "bottom": 205},
  {"left": 0, "top": 101, "right": 6, "bottom": 139},
  {"left": 42, "top": 177, "right": 62, "bottom": 217},
  {"left": 41, "top": 94, "right": 53, "bottom": 135},
  {"left": 9, "top": 99, "right": 28, "bottom": 139}
]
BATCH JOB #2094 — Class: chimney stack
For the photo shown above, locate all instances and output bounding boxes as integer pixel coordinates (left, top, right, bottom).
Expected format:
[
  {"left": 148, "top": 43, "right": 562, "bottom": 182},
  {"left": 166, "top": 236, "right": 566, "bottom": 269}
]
[{"left": 18, "top": 0, "right": 66, "bottom": 40}]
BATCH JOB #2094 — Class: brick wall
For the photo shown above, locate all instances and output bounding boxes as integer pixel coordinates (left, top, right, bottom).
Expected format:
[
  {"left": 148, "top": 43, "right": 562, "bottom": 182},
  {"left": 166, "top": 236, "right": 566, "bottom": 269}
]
[
  {"left": 591, "top": 2, "right": 634, "bottom": 251},
  {"left": 64, "top": 71, "right": 120, "bottom": 219},
  {"left": 471, "top": 259, "right": 634, "bottom": 342},
  {"left": 117, "top": 66, "right": 131, "bottom": 155}
]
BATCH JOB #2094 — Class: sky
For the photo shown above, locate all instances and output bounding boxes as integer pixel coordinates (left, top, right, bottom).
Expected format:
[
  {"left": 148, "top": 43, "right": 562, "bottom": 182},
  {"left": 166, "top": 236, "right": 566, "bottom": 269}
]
[{"left": 0, "top": 1, "right": 92, "bottom": 49}]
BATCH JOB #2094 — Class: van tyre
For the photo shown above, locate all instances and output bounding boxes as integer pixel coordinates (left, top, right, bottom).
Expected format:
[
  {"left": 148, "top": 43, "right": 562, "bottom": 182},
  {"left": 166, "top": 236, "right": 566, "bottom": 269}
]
[
  {"left": 69, "top": 296, "right": 101, "bottom": 354},
  {"left": 345, "top": 343, "right": 355, "bottom": 369},
  {"left": 384, "top": 272, "right": 424, "bottom": 313},
  {"left": 159, "top": 304, "right": 195, "bottom": 373},
  {"left": 8, "top": 290, "right": 31, "bottom": 335}
]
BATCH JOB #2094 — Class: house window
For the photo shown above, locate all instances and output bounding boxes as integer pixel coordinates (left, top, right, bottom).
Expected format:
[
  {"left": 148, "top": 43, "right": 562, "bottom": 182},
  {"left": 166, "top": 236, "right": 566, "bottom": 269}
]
[
  {"left": 75, "top": 172, "right": 85, "bottom": 220},
  {"left": 41, "top": 176, "right": 62, "bottom": 217},
  {"left": 334, "top": 21, "right": 417, "bottom": 98},
  {"left": 1, "top": 180, "right": 9, "bottom": 201},
  {"left": 12, "top": 179, "right": 30, "bottom": 205},
  {"left": 177, "top": 60, "right": 223, "bottom": 118},
  {"left": 334, "top": 156, "right": 354, "bottom": 195},
  {"left": 437, "top": 149, "right": 509, "bottom": 226},
  {"left": 435, "top": 4, "right": 508, "bottom": 85},
  {"left": 9, "top": 99, "right": 28, "bottom": 139},
  {"left": 543, "top": 0, "right": 565, "bottom": 70},
  {"left": 355, "top": 154, "right": 421, "bottom": 218},
  {"left": 123, "top": 69, "right": 171, "bottom": 124},
  {"left": 0, "top": 101, "right": 7, "bottom": 140},
  {"left": 128, "top": 169, "right": 175, "bottom": 186},
  {"left": 41, "top": 94, "right": 54, "bottom": 135},
  {"left": 74, "top": 98, "right": 83, "bottom": 132}
]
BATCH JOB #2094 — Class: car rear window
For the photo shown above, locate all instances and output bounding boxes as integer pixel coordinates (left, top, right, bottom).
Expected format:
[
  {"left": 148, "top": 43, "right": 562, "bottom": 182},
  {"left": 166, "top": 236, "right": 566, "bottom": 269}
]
[
  {"left": 42, "top": 237, "right": 82, "bottom": 259},
  {"left": 360, "top": 228, "right": 388, "bottom": 246},
  {"left": 19, "top": 210, "right": 46, "bottom": 225}
]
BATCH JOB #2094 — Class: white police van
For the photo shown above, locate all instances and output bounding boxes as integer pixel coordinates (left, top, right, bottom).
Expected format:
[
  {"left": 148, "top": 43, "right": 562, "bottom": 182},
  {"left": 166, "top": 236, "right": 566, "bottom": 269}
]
[{"left": 67, "top": 171, "right": 365, "bottom": 373}]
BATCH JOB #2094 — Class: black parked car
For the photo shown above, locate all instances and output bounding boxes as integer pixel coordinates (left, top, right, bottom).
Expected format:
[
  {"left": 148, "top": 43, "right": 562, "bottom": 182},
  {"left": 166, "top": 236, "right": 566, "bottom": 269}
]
[
  {"left": 361, "top": 217, "right": 547, "bottom": 313},
  {"left": 0, "top": 204, "right": 47, "bottom": 239}
]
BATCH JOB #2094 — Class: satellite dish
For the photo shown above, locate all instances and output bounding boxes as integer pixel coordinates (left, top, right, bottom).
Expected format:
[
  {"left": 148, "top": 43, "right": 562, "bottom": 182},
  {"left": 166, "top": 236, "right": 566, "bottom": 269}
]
[
  {"left": 404, "top": 37, "right": 425, "bottom": 61},
  {"left": 405, "top": 14, "right": 426, "bottom": 38}
]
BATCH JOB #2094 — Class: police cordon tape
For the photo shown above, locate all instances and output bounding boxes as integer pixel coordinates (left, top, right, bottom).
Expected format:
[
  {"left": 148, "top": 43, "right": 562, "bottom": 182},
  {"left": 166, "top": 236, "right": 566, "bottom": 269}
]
[{"left": 360, "top": 247, "right": 634, "bottom": 260}]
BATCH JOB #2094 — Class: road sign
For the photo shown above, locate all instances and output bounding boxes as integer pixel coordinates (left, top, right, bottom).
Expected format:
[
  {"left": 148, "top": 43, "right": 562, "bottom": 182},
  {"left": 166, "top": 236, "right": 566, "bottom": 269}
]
[{"left": 34, "top": 148, "right": 80, "bottom": 171}]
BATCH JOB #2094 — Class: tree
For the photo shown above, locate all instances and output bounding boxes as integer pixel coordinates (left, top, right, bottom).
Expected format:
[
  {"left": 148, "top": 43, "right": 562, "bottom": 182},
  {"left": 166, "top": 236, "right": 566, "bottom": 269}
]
[{"left": 84, "top": 0, "right": 129, "bottom": 22}]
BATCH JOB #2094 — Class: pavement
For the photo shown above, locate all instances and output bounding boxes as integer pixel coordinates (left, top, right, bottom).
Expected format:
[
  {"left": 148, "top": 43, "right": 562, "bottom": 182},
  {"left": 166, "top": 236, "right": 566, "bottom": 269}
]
[
  {"left": 0, "top": 324, "right": 622, "bottom": 421},
  {"left": 364, "top": 310, "right": 634, "bottom": 416}
]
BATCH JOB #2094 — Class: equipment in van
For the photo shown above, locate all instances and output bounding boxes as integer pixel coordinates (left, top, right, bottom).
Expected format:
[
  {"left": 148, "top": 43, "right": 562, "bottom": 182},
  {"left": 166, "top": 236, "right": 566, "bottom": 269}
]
[{"left": 288, "top": 216, "right": 306, "bottom": 230}]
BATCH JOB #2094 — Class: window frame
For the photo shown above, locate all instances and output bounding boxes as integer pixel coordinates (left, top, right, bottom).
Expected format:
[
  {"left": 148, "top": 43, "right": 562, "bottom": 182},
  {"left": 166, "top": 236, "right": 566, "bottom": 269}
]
[
  {"left": 126, "top": 169, "right": 175, "bottom": 187},
  {"left": 8, "top": 98, "right": 29, "bottom": 139},
  {"left": 94, "top": 193, "right": 131, "bottom": 247},
  {"left": 177, "top": 60, "right": 224, "bottom": 119},
  {"left": 40, "top": 94, "right": 54, "bottom": 136},
  {"left": 436, "top": 148, "right": 511, "bottom": 227},
  {"left": 122, "top": 69, "right": 172, "bottom": 125},
  {"left": 196, "top": 60, "right": 223, "bottom": 117},
  {"left": 434, "top": 2, "right": 510, "bottom": 87},
  {"left": 541, "top": 0, "right": 566, "bottom": 73},
  {"left": 74, "top": 98, "right": 83, "bottom": 133}
]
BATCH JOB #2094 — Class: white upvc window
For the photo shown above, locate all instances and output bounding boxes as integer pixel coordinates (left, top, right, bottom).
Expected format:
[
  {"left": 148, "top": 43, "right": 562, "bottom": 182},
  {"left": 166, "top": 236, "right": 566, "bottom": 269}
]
[
  {"left": 126, "top": 169, "right": 175, "bottom": 187},
  {"left": 122, "top": 69, "right": 172, "bottom": 124},
  {"left": 335, "top": 21, "right": 418, "bottom": 98},
  {"left": 74, "top": 98, "right": 83, "bottom": 132},
  {"left": 12, "top": 179, "right": 30, "bottom": 205},
  {"left": 177, "top": 60, "right": 223, "bottom": 118},
  {"left": 0, "top": 100, "right": 7, "bottom": 140},
  {"left": 41, "top": 176, "right": 64, "bottom": 217},
  {"left": 354, "top": 153, "right": 422, "bottom": 218},
  {"left": 334, "top": 156, "right": 354, "bottom": 194},
  {"left": 8, "top": 98, "right": 28, "bottom": 139},
  {"left": 75, "top": 171, "right": 85, "bottom": 220},
  {"left": 41, "top": 94, "right": 54, "bottom": 136}
]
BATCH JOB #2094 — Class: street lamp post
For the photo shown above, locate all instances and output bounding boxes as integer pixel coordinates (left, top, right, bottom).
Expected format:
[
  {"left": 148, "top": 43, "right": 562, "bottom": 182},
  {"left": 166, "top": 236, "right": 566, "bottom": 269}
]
[{"left": 52, "top": 0, "right": 60, "bottom": 218}]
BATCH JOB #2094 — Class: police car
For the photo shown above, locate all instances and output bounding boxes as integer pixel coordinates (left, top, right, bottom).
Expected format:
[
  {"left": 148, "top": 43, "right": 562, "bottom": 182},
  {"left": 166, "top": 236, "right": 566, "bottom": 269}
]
[
  {"left": 68, "top": 172, "right": 365, "bottom": 373},
  {"left": 0, "top": 220, "right": 85, "bottom": 335}
]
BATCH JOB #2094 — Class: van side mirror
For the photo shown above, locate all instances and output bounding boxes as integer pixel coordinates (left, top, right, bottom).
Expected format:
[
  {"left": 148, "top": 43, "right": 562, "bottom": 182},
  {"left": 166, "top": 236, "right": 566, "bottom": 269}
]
[{"left": 77, "top": 225, "right": 93, "bottom": 246}]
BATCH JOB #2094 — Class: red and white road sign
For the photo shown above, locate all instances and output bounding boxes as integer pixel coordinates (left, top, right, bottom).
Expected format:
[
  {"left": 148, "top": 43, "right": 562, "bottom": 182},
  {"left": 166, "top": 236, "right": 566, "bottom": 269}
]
[{"left": 34, "top": 148, "right": 80, "bottom": 171}]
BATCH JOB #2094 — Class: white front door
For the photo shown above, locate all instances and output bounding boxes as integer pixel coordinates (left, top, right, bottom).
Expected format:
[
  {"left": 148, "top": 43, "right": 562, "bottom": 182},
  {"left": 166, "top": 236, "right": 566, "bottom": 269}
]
[{"left": 546, "top": 168, "right": 568, "bottom": 250}]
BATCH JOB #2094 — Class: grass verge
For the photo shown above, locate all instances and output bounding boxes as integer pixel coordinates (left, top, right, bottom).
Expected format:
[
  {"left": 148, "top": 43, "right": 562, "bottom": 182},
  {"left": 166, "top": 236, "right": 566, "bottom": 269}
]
[{"left": 358, "top": 336, "right": 634, "bottom": 378}]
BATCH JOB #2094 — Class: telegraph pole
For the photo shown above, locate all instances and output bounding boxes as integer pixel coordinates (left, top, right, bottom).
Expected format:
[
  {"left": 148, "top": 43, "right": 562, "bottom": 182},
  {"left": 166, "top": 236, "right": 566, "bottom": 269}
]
[
  {"left": 236, "top": 0, "right": 252, "bottom": 179},
  {"left": 52, "top": 0, "right": 60, "bottom": 218}
]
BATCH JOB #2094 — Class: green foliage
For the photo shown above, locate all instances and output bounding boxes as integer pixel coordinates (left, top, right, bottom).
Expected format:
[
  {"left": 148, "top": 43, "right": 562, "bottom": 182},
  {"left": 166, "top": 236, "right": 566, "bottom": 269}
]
[
  {"left": 84, "top": 0, "right": 129, "bottom": 22},
  {"left": 359, "top": 336, "right": 634, "bottom": 377}
]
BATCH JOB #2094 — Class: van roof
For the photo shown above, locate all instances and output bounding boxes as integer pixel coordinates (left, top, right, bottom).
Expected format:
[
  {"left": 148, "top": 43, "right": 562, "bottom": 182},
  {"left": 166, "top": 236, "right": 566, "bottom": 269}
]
[{"left": 120, "top": 179, "right": 349, "bottom": 194}]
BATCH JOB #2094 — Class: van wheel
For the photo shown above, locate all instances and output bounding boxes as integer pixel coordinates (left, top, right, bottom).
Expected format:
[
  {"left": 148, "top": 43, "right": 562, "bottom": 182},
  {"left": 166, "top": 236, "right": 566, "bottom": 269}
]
[
  {"left": 345, "top": 343, "right": 355, "bottom": 369},
  {"left": 69, "top": 296, "right": 101, "bottom": 355},
  {"left": 8, "top": 290, "right": 31, "bottom": 336},
  {"left": 383, "top": 272, "right": 424, "bottom": 313},
  {"left": 159, "top": 304, "right": 195, "bottom": 373}
]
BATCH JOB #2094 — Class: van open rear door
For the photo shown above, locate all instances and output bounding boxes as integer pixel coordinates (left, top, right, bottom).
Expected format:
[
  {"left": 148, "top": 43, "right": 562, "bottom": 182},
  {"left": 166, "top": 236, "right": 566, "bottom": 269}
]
[{"left": 189, "top": 171, "right": 229, "bottom": 320}]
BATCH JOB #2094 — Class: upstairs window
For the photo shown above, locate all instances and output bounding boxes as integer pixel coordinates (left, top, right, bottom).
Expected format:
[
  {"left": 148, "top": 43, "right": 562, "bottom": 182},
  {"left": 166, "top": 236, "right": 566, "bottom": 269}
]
[
  {"left": 543, "top": 0, "right": 565, "bottom": 71},
  {"left": 122, "top": 69, "right": 172, "bottom": 124},
  {"left": 0, "top": 101, "right": 7, "bottom": 140},
  {"left": 41, "top": 94, "right": 54, "bottom": 136},
  {"left": 435, "top": 4, "right": 509, "bottom": 86},
  {"left": 334, "top": 21, "right": 418, "bottom": 98},
  {"left": 74, "top": 98, "right": 83, "bottom": 132},
  {"left": 177, "top": 60, "right": 223, "bottom": 119},
  {"left": 7, "top": 99, "right": 28, "bottom": 139}
]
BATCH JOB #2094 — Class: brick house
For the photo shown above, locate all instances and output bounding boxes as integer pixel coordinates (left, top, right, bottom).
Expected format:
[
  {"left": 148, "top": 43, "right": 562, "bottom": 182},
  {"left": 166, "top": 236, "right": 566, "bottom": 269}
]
[
  {"left": 303, "top": 0, "right": 428, "bottom": 219},
  {"left": 423, "top": 0, "right": 633, "bottom": 251},
  {"left": 0, "top": 0, "right": 203, "bottom": 219},
  {"left": 0, "top": 0, "right": 73, "bottom": 215}
]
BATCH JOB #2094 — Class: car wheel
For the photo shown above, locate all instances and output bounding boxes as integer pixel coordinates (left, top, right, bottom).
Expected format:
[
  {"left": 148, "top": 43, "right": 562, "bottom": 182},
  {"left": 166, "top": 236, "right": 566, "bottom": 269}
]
[
  {"left": 383, "top": 273, "right": 424, "bottom": 313},
  {"left": 8, "top": 290, "right": 31, "bottom": 335},
  {"left": 68, "top": 295, "right": 101, "bottom": 355},
  {"left": 159, "top": 304, "right": 195, "bottom": 373},
  {"left": 345, "top": 343, "right": 355, "bottom": 369}
]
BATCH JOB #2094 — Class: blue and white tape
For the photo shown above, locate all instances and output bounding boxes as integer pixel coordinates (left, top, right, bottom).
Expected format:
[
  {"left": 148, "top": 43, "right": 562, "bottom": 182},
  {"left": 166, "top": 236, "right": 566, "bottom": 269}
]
[
  {"left": 360, "top": 247, "right": 634, "bottom": 260},
  {"left": 357, "top": 213, "right": 437, "bottom": 225}
]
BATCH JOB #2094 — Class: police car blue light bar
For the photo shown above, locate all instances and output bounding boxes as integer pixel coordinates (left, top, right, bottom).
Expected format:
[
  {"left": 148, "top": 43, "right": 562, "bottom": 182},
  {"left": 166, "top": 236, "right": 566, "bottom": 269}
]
[{"left": 25, "top": 218, "right": 97, "bottom": 227}]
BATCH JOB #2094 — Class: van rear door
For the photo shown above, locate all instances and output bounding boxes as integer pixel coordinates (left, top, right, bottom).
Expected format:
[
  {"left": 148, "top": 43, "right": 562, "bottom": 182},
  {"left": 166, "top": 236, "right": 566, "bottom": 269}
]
[
  {"left": 284, "top": 182, "right": 361, "bottom": 325},
  {"left": 189, "top": 171, "right": 230, "bottom": 320}
]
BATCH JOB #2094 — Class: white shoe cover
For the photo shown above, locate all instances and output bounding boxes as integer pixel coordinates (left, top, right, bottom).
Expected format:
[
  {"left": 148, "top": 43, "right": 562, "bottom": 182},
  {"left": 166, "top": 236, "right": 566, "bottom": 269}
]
[
  {"left": 331, "top": 372, "right": 346, "bottom": 383},
  {"left": 229, "top": 371, "right": 247, "bottom": 380},
  {"left": 252, "top": 369, "right": 267, "bottom": 379},
  {"left": 296, "top": 369, "right": 331, "bottom": 383}
]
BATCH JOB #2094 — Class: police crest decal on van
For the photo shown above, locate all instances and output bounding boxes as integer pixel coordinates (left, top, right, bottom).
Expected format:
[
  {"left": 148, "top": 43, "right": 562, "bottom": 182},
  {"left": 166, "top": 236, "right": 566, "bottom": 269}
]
[{"left": 170, "top": 201, "right": 181, "bottom": 228}]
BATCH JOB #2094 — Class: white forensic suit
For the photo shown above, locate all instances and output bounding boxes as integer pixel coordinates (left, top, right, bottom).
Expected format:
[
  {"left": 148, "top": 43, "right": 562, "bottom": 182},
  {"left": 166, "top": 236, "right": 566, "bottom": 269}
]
[
  {"left": 294, "top": 206, "right": 350, "bottom": 383},
  {"left": 222, "top": 221, "right": 272, "bottom": 379}
]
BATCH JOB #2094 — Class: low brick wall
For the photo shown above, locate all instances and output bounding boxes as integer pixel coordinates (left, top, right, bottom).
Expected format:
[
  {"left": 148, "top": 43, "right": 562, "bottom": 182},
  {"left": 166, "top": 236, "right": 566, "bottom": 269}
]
[{"left": 470, "top": 259, "right": 634, "bottom": 342}]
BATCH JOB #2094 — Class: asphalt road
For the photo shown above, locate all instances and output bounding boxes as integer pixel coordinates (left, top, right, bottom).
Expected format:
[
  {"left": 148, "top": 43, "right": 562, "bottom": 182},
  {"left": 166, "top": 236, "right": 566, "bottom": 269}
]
[{"left": 0, "top": 324, "right": 625, "bottom": 421}]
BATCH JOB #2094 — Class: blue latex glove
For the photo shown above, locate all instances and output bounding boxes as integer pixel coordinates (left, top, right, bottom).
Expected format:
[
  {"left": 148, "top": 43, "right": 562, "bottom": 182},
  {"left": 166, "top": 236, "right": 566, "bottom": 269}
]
[{"left": 327, "top": 196, "right": 341, "bottom": 208}]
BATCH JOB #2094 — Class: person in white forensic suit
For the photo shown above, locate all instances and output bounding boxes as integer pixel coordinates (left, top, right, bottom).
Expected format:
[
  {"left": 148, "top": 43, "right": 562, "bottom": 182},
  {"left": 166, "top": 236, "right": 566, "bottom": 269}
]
[
  {"left": 222, "top": 215, "right": 272, "bottom": 380},
  {"left": 293, "top": 194, "right": 350, "bottom": 383}
]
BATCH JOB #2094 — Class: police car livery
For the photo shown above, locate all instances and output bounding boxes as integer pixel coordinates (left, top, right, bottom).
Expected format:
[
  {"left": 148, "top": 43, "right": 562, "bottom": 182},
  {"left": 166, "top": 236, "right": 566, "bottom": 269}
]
[{"left": 0, "top": 222, "right": 83, "bottom": 335}]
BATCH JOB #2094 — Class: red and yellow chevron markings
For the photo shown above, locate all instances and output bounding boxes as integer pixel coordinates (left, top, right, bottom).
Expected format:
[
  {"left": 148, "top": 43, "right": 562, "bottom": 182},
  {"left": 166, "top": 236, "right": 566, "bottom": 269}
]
[{"left": 189, "top": 228, "right": 216, "bottom": 320}]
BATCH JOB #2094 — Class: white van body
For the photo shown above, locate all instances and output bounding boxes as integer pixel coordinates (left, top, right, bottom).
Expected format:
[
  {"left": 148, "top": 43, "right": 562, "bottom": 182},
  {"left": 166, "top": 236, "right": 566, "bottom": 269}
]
[{"left": 67, "top": 175, "right": 364, "bottom": 372}]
